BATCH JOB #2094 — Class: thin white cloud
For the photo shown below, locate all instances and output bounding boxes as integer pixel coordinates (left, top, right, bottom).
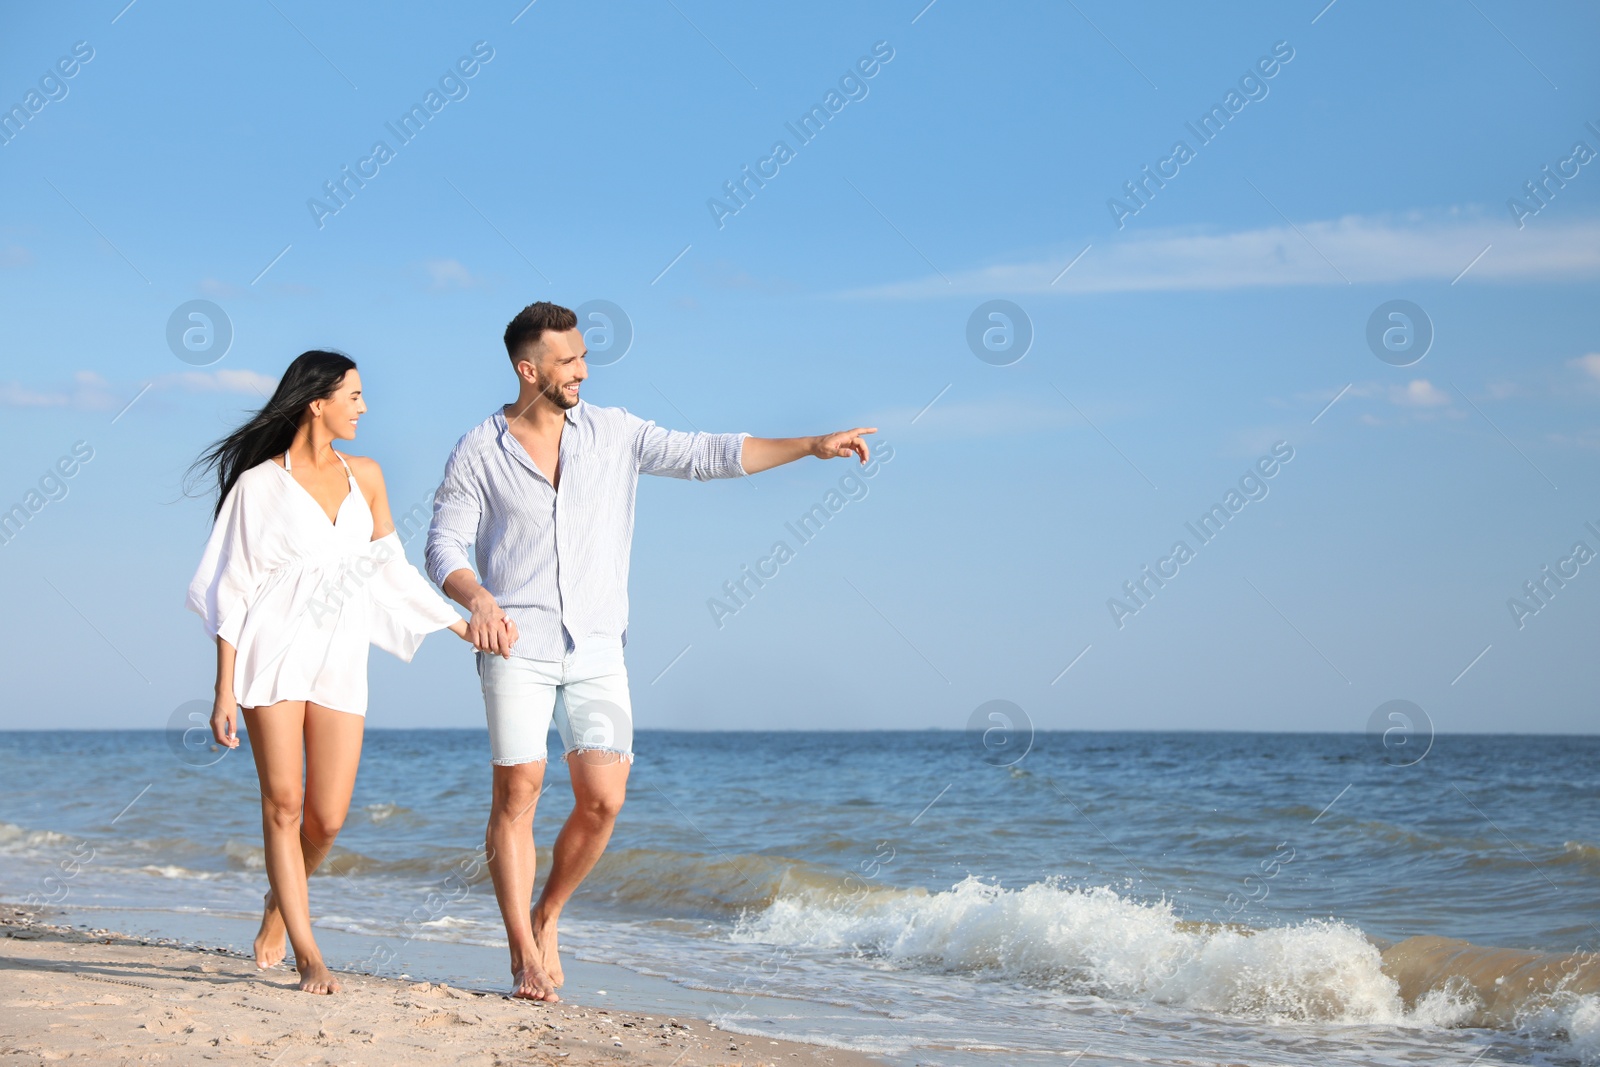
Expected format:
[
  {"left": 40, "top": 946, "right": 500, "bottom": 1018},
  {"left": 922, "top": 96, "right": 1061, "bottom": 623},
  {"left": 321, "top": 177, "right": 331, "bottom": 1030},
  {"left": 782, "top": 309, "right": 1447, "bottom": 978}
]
[
  {"left": 0, "top": 245, "right": 33, "bottom": 268},
  {"left": 0, "top": 369, "right": 278, "bottom": 411},
  {"left": 161, "top": 369, "right": 278, "bottom": 395},
  {"left": 1547, "top": 429, "right": 1600, "bottom": 449},
  {"left": 0, "top": 370, "right": 118, "bottom": 410},
  {"left": 423, "top": 258, "right": 485, "bottom": 290},
  {"left": 839, "top": 212, "right": 1600, "bottom": 298},
  {"left": 1296, "top": 379, "right": 1464, "bottom": 426},
  {"left": 1569, "top": 353, "right": 1600, "bottom": 381},
  {"left": 1391, "top": 379, "right": 1451, "bottom": 407}
]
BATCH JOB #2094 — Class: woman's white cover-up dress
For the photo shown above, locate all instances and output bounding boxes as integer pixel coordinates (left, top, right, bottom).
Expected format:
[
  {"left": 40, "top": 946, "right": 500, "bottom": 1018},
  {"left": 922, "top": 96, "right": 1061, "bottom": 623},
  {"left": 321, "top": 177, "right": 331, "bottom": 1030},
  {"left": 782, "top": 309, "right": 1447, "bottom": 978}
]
[{"left": 186, "top": 452, "right": 461, "bottom": 716}]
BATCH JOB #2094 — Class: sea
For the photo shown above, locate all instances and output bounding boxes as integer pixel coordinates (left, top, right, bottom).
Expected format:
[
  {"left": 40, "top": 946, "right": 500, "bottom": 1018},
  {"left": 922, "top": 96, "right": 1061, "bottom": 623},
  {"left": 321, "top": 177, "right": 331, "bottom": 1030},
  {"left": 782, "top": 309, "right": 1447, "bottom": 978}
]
[{"left": 2, "top": 728, "right": 1597, "bottom": 1066}]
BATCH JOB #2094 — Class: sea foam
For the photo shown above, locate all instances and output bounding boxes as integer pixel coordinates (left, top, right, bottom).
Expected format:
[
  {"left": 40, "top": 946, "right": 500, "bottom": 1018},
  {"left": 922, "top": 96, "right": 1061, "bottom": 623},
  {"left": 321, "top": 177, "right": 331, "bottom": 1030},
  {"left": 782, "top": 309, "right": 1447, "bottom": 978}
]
[
  {"left": 734, "top": 871, "right": 1600, "bottom": 1060},
  {"left": 734, "top": 876, "right": 1407, "bottom": 1022}
]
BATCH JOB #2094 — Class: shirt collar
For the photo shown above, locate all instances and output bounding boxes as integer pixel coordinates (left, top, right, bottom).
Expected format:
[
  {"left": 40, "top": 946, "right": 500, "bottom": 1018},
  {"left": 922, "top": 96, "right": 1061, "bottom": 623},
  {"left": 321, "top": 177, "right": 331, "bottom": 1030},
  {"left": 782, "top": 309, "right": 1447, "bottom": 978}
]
[
  {"left": 495, "top": 399, "right": 581, "bottom": 433},
  {"left": 494, "top": 401, "right": 581, "bottom": 483}
]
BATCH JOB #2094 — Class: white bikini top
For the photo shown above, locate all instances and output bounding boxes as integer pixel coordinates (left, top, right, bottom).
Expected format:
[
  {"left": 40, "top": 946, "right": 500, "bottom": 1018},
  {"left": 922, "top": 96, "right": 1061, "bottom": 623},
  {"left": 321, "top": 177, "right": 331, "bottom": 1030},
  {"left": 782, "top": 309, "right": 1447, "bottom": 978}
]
[{"left": 283, "top": 448, "right": 353, "bottom": 479}]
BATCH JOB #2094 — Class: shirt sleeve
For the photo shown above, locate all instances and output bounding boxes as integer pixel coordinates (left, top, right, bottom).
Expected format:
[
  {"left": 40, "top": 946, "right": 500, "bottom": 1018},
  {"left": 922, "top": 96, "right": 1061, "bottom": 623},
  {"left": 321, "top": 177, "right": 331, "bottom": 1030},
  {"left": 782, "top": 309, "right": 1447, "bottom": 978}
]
[
  {"left": 628, "top": 409, "right": 749, "bottom": 481},
  {"left": 425, "top": 439, "right": 482, "bottom": 588},
  {"left": 366, "top": 532, "right": 462, "bottom": 662},
  {"left": 185, "top": 478, "right": 260, "bottom": 646}
]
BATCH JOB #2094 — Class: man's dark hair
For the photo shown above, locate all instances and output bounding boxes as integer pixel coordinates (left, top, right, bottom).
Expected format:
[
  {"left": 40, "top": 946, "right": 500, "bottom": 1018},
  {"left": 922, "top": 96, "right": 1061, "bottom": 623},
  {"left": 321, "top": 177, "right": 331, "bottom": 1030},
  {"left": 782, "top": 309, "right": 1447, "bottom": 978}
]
[{"left": 503, "top": 301, "right": 577, "bottom": 365}]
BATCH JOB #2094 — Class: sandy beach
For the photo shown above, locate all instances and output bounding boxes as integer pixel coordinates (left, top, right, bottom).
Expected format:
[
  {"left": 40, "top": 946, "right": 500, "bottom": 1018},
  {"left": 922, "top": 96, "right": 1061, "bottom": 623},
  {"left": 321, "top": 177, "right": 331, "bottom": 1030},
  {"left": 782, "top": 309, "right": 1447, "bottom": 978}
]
[{"left": 0, "top": 905, "right": 886, "bottom": 1067}]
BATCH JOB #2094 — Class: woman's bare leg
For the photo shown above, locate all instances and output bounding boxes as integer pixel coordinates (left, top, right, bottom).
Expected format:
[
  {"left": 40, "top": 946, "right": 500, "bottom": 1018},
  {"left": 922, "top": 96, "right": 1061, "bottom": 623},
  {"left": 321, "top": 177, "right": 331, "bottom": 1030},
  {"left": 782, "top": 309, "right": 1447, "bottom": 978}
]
[
  {"left": 243, "top": 701, "right": 324, "bottom": 991},
  {"left": 254, "top": 832, "right": 346, "bottom": 966},
  {"left": 300, "top": 701, "right": 364, "bottom": 856},
  {"left": 296, "top": 702, "right": 364, "bottom": 992},
  {"left": 255, "top": 893, "right": 288, "bottom": 967},
  {"left": 242, "top": 700, "right": 363, "bottom": 993},
  {"left": 252, "top": 701, "right": 369, "bottom": 970}
]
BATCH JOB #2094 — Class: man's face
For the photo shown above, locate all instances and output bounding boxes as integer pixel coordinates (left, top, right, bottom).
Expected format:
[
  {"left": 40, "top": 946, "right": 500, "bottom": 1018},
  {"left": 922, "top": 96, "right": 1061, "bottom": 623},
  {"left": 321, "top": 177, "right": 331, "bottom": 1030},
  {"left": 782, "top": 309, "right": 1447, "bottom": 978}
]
[{"left": 520, "top": 327, "right": 587, "bottom": 409}]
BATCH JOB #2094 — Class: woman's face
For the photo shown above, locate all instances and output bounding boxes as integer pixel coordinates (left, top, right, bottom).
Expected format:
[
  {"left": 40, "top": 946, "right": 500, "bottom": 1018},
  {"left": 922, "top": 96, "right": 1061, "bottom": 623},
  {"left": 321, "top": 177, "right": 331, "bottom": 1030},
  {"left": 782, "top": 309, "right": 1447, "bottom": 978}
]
[{"left": 312, "top": 369, "right": 366, "bottom": 441}]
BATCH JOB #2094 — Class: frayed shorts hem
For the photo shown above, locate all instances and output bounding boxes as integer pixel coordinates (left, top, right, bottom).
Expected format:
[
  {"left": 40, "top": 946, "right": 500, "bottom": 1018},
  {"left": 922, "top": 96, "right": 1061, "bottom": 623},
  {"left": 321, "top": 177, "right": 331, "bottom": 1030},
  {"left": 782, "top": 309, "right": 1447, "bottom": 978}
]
[
  {"left": 489, "top": 748, "right": 635, "bottom": 768},
  {"left": 562, "top": 745, "right": 635, "bottom": 765},
  {"left": 490, "top": 754, "right": 549, "bottom": 767}
]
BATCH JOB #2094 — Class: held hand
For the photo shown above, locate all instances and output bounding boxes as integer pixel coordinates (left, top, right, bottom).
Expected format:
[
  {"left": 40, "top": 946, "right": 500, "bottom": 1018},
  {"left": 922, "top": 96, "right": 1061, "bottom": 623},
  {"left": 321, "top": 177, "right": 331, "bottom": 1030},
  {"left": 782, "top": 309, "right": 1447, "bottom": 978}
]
[
  {"left": 210, "top": 695, "right": 240, "bottom": 749},
  {"left": 468, "top": 596, "right": 516, "bottom": 658},
  {"left": 812, "top": 427, "right": 877, "bottom": 464},
  {"left": 452, "top": 616, "right": 516, "bottom": 655}
]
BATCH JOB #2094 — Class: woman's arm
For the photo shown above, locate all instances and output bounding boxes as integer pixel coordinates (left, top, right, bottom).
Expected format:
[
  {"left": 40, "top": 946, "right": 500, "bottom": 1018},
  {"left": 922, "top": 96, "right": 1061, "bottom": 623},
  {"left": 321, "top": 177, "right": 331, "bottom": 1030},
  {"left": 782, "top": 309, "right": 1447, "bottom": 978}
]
[
  {"left": 211, "top": 637, "right": 240, "bottom": 748},
  {"left": 352, "top": 454, "right": 477, "bottom": 647},
  {"left": 348, "top": 454, "right": 396, "bottom": 538}
]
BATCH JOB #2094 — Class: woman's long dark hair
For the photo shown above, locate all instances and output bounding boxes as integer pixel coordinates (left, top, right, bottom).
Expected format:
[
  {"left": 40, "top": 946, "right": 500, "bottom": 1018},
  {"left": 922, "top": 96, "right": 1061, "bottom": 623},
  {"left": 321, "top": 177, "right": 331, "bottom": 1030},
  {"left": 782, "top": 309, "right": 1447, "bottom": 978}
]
[{"left": 189, "top": 350, "right": 357, "bottom": 518}]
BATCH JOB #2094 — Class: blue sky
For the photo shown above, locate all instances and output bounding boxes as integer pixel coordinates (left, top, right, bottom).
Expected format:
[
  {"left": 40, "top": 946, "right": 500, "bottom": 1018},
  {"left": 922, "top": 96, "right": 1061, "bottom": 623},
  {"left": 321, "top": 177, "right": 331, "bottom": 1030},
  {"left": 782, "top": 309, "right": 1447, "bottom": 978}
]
[{"left": 1, "top": 0, "right": 1597, "bottom": 736}]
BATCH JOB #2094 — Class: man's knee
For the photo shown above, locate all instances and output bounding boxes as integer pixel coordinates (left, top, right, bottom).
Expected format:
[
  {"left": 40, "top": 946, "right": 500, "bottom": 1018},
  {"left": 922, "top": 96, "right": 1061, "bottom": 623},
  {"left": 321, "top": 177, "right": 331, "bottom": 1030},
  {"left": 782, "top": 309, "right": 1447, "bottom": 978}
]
[
  {"left": 575, "top": 789, "right": 625, "bottom": 823},
  {"left": 490, "top": 761, "right": 546, "bottom": 821}
]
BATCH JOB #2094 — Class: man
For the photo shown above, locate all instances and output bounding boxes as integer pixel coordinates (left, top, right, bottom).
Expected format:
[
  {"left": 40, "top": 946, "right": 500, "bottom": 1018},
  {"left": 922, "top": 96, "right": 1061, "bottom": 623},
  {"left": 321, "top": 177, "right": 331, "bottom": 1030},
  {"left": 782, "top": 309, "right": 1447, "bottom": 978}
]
[{"left": 425, "top": 301, "right": 875, "bottom": 1001}]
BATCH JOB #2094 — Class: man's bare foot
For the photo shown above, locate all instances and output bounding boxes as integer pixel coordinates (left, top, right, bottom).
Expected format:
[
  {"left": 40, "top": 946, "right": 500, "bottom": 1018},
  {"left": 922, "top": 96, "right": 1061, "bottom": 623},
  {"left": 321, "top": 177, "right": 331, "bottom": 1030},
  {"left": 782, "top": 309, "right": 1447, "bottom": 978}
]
[
  {"left": 532, "top": 905, "right": 564, "bottom": 988},
  {"left": 510, "top": 959, "right": 560, "bottom": 1002},
  {"left": 253, "top": 891, "right": 287, "bottom": 968},
  {"left": 295, "top": 958, "right": 340, "bottom": 995}
]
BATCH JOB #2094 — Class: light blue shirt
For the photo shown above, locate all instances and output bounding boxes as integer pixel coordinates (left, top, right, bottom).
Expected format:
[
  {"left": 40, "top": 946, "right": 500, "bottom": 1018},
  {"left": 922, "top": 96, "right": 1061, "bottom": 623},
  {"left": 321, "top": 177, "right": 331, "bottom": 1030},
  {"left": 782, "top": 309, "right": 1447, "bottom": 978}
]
[{"left": 425, "top": 401, "right": 749, "bottom": 660}]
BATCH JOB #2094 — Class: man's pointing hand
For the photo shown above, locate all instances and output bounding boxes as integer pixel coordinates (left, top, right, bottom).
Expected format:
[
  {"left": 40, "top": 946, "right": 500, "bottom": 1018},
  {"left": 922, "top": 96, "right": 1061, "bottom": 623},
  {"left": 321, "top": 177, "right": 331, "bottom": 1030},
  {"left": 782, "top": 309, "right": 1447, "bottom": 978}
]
[{"left": 813, "top": 427, "right": 878, "bottom": 464}]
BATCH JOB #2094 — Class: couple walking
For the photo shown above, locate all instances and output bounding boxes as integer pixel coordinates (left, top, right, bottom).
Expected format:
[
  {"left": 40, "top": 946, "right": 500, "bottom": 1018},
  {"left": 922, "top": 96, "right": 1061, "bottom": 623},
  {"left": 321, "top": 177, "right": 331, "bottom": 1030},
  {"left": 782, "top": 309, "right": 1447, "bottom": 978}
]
[{"left": 186, "top": 301, "right": 875, "bottom": 998}]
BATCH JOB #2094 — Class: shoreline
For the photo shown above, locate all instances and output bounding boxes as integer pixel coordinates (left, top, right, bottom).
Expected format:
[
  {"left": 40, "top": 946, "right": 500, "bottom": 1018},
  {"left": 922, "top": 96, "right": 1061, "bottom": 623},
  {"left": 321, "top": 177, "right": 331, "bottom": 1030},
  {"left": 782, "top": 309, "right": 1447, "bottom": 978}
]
[{"left": 0, "top": 904, "right": 890, "bottom": 1066}]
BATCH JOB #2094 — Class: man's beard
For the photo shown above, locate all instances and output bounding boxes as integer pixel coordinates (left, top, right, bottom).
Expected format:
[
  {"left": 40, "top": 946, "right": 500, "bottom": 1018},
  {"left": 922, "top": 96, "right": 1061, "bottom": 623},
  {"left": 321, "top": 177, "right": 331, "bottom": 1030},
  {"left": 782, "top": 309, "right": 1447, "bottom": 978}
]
[{"left": 538, "top": 373, "right": 578, "bottom": 410}]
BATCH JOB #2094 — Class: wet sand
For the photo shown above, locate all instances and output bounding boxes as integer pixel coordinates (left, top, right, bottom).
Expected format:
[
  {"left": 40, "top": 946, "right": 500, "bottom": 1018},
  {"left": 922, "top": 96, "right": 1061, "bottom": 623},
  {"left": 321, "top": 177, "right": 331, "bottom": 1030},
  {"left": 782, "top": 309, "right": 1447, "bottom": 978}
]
[{"left": 0, "top": 905, "right": 887, "bottom": 1066}]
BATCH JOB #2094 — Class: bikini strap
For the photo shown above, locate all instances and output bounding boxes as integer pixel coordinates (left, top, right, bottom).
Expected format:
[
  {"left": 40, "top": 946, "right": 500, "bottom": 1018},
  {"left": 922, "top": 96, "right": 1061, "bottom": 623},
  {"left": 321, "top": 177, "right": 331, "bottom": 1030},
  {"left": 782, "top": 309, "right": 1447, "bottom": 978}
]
[{"left": 282, "top": 450, "right": 351, "bottom": 479}]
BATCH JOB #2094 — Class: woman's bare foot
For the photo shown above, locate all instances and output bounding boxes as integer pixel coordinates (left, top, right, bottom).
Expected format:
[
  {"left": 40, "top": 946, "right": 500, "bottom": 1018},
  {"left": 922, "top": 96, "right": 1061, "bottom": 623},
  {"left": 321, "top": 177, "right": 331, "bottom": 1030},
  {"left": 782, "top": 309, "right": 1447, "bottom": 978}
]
[
  {"left": 509, "top": 953, "right": 560, "bottom": 1002},
  {"left": 295, "top": 957, "right": 341, "bottom": 995},
  {"left": 532, "top": 905, "right": 564, "bottom": 988},
  {"left": 253, "top": 891, "right": 288, "bottom": 968}
]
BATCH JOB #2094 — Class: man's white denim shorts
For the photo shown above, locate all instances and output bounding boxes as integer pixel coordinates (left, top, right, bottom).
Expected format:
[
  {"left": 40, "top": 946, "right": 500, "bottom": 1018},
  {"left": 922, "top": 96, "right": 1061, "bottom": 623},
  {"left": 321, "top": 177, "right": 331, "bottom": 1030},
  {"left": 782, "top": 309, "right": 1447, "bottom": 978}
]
[{"left": 476, "top": 636, "right": 635, "bottom": 767}]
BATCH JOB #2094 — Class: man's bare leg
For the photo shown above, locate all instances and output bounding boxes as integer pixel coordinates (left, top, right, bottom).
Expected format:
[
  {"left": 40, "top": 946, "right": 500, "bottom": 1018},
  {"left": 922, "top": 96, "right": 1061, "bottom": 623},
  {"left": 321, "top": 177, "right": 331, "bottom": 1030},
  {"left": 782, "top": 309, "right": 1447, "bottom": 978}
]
[
  {"left": 487, "top": 761, "right": 559, "bottom": 1001},
  {"left": 533, "top": 752, "right": 631, "bottom": 987}
]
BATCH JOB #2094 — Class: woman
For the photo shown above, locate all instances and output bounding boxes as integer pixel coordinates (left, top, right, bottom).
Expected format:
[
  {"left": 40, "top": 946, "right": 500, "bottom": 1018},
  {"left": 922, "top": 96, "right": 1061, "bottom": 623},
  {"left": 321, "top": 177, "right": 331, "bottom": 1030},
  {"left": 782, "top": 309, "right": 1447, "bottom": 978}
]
[{"left": 186, "top": 350, "right": 483, "bottom": 994}]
